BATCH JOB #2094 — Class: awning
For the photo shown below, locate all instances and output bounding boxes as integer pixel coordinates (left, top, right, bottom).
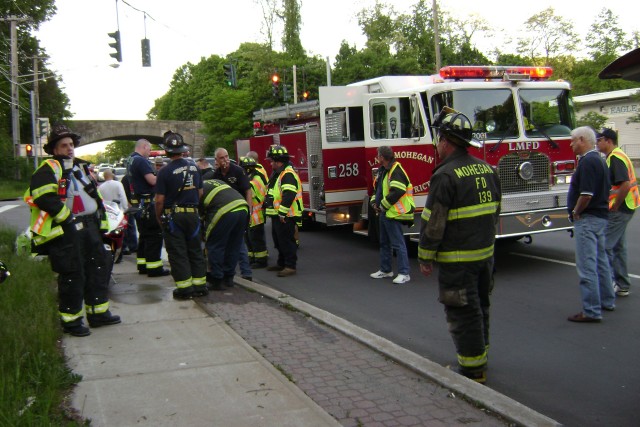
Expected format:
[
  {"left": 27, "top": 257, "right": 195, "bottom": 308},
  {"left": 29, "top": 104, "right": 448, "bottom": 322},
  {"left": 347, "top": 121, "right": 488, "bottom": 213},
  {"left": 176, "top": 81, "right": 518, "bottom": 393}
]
[{"left": 598, "top": 48, "right": 640, "bottom": 82}]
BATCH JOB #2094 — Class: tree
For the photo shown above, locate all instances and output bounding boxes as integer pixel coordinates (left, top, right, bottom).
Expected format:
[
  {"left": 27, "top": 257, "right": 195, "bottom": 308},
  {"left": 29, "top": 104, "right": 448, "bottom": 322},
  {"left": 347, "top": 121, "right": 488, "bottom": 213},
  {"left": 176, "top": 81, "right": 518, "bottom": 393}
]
[
  {"left": 586, "top": 8, "right": 632, "bottom": 62},
  {"left": 280, "top": 0, "right": 305, "bottom": 59},
  {"left": 254, "top": 0, "right": 279, "bottom": 50},
  {"left": 516, "top": 7, "right": 579, "bottom": 65},
  {"left": 576, "top": 111, "right": 609, "bottom": 129},
  {"left": 103, "top": 141, "right": 136, "bottom": 162}
]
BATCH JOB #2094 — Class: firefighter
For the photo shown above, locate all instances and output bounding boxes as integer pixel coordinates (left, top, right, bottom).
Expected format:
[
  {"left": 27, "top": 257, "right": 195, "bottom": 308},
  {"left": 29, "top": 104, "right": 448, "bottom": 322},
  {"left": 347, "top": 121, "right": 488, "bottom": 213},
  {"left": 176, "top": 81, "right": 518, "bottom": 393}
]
[
  {"left": 264, "top": 145, "right": 302, "bottom": 277},
  {"left": 25, "top": 124, "right": 121, "bottom": 337},
  {"left": 126, "top": 139, "right": 169, "bottom": 276},
  {"left": 200, "top": 179, "right": 249, "bottom": 290},
  {"left": 369, "top": 145, "right": 416, "bottom": 284},
  {"left": 418, "top": 108, "right": 501, "bottom": 384},
  {"left": 241, "top": 156, "right": 269, "bottom": 268},
  {"left": 154, "top": 131, "right": 208, "bottom": 300}
]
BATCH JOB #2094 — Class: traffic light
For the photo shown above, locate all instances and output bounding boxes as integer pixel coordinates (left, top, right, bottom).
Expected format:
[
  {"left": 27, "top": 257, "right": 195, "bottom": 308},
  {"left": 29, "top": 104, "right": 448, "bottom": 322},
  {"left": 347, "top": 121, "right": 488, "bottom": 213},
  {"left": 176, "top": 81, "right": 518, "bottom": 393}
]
[
  {"left": 302, "top": 91, "right": 309, "bottom": 101},
  {"left": 271, "top": 73, "right": 280, "bottom": 97},
  {"left": 283, "top": 83, "right": 292, "bottom": 101},
  {"left": 108, "top": 30, "right": 122, "bottom": 62},
  {"left": 25, "top": 144, "right": 33, "bottom": 157},
  {"left": 224, "top": 63, "right": 237, "bottom": 88},
  {"left": 38, "top": 117, "right": 49, "bottom": 138},
  {"left": 141, "top": 38, "right": 151, "bottom": 67}
]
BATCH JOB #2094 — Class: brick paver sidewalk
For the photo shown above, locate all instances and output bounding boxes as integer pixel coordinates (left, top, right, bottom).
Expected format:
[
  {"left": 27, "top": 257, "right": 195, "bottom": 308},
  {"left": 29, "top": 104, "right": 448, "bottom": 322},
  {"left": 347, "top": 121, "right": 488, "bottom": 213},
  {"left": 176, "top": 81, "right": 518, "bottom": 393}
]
[{"left": 197, "top": 287, "right": 507, "bottom": 427}]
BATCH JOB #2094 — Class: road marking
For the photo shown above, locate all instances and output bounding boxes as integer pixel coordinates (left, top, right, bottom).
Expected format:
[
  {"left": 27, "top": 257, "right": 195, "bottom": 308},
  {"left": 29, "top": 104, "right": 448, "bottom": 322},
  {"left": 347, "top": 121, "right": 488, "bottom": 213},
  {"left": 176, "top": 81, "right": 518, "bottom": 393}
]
[
  {"left": 0, "top": 204, "right": 19, "bottom": 214},
  {"left": 511, "top": 252, "right": 640, "bottom": 280}
]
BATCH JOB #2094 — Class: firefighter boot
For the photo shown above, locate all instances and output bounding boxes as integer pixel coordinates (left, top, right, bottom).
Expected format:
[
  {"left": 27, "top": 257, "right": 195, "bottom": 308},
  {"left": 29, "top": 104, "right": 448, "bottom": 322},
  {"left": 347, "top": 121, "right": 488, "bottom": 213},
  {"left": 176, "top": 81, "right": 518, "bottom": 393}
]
[
  {"left": 207, "top": 277, "right": 225, "bottom": 291},
  {"left": 62, "top": 319, "right": 91, "bottom": 337},
  {"left": 173, "top": 286, "right": 195, "bottom": 300},
  {"left": 87, "top": 310, "right": 122, "bottom": 328},
  {"left": 223, "top": 275, "right": 235, "bottom": 288},
  {"left": 192, "top": 285, "right": 209, "bottom": 297}
]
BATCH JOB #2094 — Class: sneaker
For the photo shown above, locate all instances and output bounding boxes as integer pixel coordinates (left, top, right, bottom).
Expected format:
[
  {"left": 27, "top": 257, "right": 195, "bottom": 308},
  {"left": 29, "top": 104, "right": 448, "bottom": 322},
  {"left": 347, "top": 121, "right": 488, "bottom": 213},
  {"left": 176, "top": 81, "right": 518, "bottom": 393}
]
[
  {"left": 614, "top": 284, "right": 630, "bottom": 297},
  {"left": 392, "top": 274, "right": 411, "bottom": 284},
  {"left": 277, "top": 267, "right": 297, "bottom": 277},
  {"left": 370, "top": 270, "right": 393, "bottom": 279}
]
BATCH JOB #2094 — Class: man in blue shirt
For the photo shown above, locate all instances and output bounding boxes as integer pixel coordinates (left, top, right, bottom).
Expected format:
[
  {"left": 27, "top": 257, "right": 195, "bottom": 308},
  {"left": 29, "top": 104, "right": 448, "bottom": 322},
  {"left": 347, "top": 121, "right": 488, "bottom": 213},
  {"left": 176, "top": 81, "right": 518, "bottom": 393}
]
[
  {"left": 127, "top": 139, "right": 169, "bottom": 277},
  {"left": 566, "top": 126, "right": 615, "bottom": 322}
]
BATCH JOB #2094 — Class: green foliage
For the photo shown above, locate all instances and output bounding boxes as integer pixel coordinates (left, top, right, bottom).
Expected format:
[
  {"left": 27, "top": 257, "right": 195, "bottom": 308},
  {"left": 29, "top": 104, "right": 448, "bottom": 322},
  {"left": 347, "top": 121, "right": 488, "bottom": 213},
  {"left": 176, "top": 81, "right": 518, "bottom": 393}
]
[
  {"left": 0, "top": 226, "right": 85, "bottom": 425},
  {"left": 281, "top": 0, "right": 305, "bottom": 59},
  {"left": 516, "top": 8, "right": 579, "bottom": 64},
  {"left": 103, "top": 140, "right": 136, "bottom": 162},
  {"left": 576, "top": 111, "right": 609, "bottom": 129}
]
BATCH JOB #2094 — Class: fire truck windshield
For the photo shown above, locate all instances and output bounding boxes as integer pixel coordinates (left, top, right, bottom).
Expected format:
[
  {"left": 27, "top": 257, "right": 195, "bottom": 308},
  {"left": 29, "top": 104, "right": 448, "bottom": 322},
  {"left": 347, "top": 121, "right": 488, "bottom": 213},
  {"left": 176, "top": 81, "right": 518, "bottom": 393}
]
[{"left": 429, "top": 88, "right": 575, "bottom": 142}]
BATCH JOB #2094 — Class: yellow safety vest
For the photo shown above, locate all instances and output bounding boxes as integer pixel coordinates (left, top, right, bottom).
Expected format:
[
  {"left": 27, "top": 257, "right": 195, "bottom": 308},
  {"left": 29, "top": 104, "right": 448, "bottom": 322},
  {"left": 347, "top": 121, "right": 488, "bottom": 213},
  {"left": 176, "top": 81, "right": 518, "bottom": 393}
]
[
  {"left": 606, "top": 148, "right": 640, "bottom": 210},
  {"left": 266, "top": 165, "right": 303, "bottom": 218},
  {"left": 381, "top": 162, "right": 415, "bottom": 222},
  {"left": 249, "top": 171, "right": 268, "bottom": 226},
  {"left": 24, "top": 159, "right": 69, "bottom": 246}
]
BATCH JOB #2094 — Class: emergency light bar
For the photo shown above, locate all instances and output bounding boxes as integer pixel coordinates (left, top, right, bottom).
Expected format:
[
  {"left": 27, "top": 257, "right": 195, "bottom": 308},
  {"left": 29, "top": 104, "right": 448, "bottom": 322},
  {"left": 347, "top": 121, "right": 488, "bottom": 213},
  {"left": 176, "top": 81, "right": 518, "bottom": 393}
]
[{"left": 439, "top": 66, "right": 553, "bottom": 81}]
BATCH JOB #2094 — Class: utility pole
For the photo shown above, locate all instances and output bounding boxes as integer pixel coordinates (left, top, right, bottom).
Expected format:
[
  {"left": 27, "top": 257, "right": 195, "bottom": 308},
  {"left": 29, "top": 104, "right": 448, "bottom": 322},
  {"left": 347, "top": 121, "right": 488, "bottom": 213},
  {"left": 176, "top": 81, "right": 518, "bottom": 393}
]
[
  {"left": 1, "top": 16, "right": 30, "bottom": 178},
  {"left": 433, "top": 0, "right": 441, "bottom": 71},
  {"left": 293, "top": 65, "right": 298, "bottom": 104}
]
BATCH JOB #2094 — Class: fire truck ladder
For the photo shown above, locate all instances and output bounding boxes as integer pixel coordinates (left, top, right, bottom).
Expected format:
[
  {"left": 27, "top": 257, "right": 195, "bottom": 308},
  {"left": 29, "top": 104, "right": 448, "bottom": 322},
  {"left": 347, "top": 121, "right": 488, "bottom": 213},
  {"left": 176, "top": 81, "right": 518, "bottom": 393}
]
[{"left": 253, "top": 100, "right": 320, "bottom": 122}]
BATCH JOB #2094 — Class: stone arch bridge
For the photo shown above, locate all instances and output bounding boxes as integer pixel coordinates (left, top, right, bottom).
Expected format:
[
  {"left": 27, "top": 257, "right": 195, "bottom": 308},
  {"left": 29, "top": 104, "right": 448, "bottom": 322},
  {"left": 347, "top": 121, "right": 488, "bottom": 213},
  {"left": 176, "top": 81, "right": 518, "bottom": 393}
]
[{"left": 69, "top": 120, "right": 206, "bottom": 158}]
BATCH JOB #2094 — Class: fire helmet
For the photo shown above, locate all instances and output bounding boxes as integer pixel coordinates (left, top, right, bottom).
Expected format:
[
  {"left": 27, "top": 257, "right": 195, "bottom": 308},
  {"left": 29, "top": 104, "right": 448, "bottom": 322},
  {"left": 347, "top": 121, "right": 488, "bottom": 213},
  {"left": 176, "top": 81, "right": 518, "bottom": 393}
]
[
  {"left": 431, "top": 107, "right": 481, "bottom": 148},
  {"left": 162, "top": 131, "right": 188, "bottom": 154},
  {"left": 44, "top": 124, "right": 81, "bottom": 155},
  {"left": 266, "top": 144, "right": 289, "bottom": 162},
  {"left": 240, "top": 156, "right": 257, "bottom": 168},
  {"left": 0, "top": 260, "right": 10, "bottom": 284}
]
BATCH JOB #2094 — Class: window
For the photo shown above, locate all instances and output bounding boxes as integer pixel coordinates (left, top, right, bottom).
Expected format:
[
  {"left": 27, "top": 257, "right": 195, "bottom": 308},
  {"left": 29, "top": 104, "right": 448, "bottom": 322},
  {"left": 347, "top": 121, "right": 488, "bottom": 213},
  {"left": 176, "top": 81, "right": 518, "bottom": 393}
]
[
  {"left": 431, "top": 89, "right": 518, "bottom": 141},
  {"left": 519, "top": 89, "right": 574, "bottom": 137},
  {"left": 324, "top": 106, "right": 364, "bottom": 143},
  {"left": 369, "top": 97, "right": 423, "bottom": 140}
]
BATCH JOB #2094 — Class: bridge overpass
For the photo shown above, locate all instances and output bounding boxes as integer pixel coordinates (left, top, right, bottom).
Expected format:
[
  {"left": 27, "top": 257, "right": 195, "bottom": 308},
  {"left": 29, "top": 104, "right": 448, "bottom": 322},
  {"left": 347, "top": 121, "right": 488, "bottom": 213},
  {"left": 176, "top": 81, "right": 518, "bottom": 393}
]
[{"left": 69, "top": 120, "right": 207, "bottom": 158}]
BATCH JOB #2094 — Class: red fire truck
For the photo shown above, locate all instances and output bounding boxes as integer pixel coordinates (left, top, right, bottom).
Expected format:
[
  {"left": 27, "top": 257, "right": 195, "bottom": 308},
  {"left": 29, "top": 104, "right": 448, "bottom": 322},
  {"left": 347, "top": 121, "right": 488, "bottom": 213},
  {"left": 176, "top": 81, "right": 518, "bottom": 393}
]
[{"left": 237, "top": 65, "right": 577, "bottom": 241}]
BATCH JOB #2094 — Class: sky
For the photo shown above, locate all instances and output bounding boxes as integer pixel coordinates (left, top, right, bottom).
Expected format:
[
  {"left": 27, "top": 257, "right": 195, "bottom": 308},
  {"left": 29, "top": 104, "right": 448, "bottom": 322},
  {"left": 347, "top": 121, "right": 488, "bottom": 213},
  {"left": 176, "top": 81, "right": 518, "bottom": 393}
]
[{"left": 33, "top": 0, "right": 638, "bottom": 155}]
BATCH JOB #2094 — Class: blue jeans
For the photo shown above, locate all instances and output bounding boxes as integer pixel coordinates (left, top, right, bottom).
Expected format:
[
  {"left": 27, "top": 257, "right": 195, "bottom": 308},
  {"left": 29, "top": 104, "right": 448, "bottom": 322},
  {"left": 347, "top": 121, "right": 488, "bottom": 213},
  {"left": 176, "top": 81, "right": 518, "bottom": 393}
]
[
  {"left": 378, "top": 214, "right": 410, "bottom": 275},
  {"left": 605, "top": 210, "right": 634, "bottom": 291},
  {"left": 205, "top": 210, "right": 248, "bottom": 279},
  {"left": 574, "top": 214, "right": 615, "bottom": 318},
  {"left": 238, "top": 240, "right": 252, "bottom": 277}
]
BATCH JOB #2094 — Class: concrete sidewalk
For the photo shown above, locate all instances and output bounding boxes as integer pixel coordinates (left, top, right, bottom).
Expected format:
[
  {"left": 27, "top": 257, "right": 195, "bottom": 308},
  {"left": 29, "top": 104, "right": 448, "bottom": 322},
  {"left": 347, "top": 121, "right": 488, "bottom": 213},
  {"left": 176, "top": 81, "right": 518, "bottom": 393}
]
[
  {"left": 63, "top": 259, "right": 339, "bottom": 427},
  {"left": 64, "top": 256, "right": 558, "bottom": 426}
]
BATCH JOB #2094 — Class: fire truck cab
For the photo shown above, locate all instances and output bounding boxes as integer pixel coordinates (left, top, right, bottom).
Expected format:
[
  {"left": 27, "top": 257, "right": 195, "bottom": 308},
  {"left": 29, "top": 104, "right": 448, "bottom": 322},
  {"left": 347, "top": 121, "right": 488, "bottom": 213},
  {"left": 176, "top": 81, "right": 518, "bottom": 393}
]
[{"left": 239, "top": 66, "right": 577, "bottom": 240}]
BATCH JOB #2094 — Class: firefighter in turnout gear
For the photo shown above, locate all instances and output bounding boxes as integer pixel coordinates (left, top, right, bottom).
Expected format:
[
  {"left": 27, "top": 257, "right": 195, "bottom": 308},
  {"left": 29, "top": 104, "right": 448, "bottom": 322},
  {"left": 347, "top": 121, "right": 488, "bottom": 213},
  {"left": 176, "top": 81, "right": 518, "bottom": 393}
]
[
  {"left": 25, "top": 124, "right": 121, "bottom": 337},
  {"left": 200, "top": 179, "right": 249, "bottom": 290},
  {"left": 418, "top": 108, "right": 501, "bottom": 383},
  {"left": 241, "top": 156, "right": 269, "bottom": 268},
  {"left": 155, "top": 131, "right": 208, "bottom": 300},
  {"left": 264, "top": 145, "right": 302, "bottom": 277},
  {"left": 127, "top": 139, "right": 169, "bottom": 276}
]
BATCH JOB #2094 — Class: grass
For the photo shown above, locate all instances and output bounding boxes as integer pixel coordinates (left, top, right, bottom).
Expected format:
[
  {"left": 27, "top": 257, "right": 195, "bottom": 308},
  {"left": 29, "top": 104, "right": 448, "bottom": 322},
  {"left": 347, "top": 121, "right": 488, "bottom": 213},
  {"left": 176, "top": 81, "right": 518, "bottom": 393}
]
[
  {"left": 0, "top": 179, "right": 29, "bottom": 200},
  {"left": 0, "top": 226, "right": 87, "bottom": 425}
]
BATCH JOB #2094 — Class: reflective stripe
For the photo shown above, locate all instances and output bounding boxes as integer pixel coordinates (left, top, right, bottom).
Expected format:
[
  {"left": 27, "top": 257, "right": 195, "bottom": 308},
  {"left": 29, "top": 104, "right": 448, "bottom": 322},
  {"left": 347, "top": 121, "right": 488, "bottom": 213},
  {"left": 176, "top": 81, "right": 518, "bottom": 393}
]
[
  {"left": 448, "top": 201, "right": 499, "bottom": 220},
  {"left": 607, "top": 148, "right": 640, "bottom": 210},
  {"left": 421, "top": 208, "right": 431, "bottom": 222},
  {"left": 434, "top": 245, "right": 495, "bottom": 263},
  {"left": 175, "top": 278, "right": 192, "bottom": 289},
  {"left": 381, "top": 162, "right": 415, "bottom": 221},
  {"left": 31, "top": 182, "right": 58, "bottom": 199},
  {"left": 192, "top": 276, "right": 206, "bottom": 286},
  {"left": 249, "top": 250, "right": 269, "bottom": 258},
  {"left": 60, "top": 309, "right": 83, "bottom": 323},
  {"left": 147, "top": 260, "right": 163, "bottom": 269},
  {"left": 137, "top": 258, "right": 146, "bottom": 266},
  {"left": 205, "top": 200, "right": 248, "bottom": 240},
  {"left": 86, "top": 301, "right": 109, "bottom": 315},
  {"left": 457, "top": 350, "right": 488, "bottom": 369}
]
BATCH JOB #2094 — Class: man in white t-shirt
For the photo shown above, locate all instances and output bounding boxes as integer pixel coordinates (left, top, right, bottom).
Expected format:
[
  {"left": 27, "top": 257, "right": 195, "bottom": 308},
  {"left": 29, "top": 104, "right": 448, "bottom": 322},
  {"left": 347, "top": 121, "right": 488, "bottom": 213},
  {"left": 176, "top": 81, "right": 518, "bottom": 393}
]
[{"left": 99, "top": 169, "right": 129, "bottom": 209}]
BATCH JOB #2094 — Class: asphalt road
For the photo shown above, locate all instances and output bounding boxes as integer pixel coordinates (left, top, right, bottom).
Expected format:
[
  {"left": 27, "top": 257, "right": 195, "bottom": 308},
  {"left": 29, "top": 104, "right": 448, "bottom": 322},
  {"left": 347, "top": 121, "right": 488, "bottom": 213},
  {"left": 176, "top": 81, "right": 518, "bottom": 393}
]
[
  {"left": 250, "top": 218, "right": 640, "bottom": 427},
  {"left": 2, "top": 199, "right": 638, "bottom": 426}
]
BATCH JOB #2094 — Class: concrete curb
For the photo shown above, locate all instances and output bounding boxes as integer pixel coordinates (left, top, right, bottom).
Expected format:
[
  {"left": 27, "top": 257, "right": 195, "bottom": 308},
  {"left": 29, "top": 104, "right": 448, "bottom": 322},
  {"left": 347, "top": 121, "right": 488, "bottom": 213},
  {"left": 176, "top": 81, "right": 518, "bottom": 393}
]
[{"left": 228, "top": 277, "right": 562, "bottom": 427}]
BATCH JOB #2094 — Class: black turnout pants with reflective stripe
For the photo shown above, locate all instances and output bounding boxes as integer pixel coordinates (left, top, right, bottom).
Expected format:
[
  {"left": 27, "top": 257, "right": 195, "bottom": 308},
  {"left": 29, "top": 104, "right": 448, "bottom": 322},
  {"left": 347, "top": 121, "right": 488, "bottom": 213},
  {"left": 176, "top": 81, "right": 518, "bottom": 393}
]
[
  {"left": 437, "top": 259, "right": 493, "bottom": 373},
  {"left": 137, "top": 202, "right": 163, "bottom": 273},
  {"left": 48, "top": 217, "right": 111, "bottom": 325},
  {"left": 271, "top": 216, "right": 298, "bottom": 269},
  {"left": 162, "top": 212, "right": 206, "bottom": 287}
]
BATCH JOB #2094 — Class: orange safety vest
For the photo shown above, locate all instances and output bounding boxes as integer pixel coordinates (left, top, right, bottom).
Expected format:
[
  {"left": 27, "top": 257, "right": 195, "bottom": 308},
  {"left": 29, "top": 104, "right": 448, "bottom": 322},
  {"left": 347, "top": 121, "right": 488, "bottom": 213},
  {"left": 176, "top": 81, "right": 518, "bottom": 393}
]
[{"left": 606, "top": 148, "right": 640, "bottom": 211}]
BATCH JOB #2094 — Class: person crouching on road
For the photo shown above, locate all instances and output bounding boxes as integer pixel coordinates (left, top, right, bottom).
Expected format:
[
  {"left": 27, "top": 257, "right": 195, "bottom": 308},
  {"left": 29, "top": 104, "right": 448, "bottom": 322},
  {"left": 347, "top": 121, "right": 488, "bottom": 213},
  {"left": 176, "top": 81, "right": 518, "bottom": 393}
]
[
  {"left": 418, "top": 108, "right": 501, "bottom": 384},
  {"left": 154, "top": 131, "right": 208, "bottom": 300},
  {"left": 263, "top": 144, "right": 303, "bottom": 277},
  {"left": 25, "top": 124, "right": 121, "bottom": 337},
  {"left": 200, "top": 179, "right": 249, "bottom": 290},
  {"left": 369, "top": 145, "right": 416, "bottom": 285}
]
